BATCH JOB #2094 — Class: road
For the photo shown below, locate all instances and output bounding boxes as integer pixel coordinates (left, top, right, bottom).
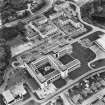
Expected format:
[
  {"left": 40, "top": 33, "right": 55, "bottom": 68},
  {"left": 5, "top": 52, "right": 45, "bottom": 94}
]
[
  {"left": 0, "top": 0, "right": 54, "bottom": 90},
  {"left": 0, "top": 0, "right": 53, "bottom": 100},
  {"left": 32, "top": 1, "right": 105, "bottom": 104}
]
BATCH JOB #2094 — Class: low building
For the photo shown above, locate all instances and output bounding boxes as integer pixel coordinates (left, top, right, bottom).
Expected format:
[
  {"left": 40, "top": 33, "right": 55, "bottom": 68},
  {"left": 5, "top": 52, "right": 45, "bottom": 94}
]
[
  {"left": 0, "top": 13, "right": 2, "bottom": 27},
  {"left": 38, "top": 22, "right": 58, "bottom": 38},
  {"left": 74, "top": 0, "right": 93, "bottom": 7},
  {"left": 49, "top": 12, "right": 63, "bottom": 20},
  {"left": 95, "top": 35, "right": 105, "bottom": 51},
  {"left": 82, "top": 88, "right": 105, "bottom": 105},
  {"left": 53, "top": 46, "right": 81, "bottom": 78},
  {"left": 25, "top": 22, "right": 40, "bottom": 40},
  {"left": 2, "top": 84, "right": 27, "bottom": 105},
  {"left": 11, "top": 42, "right": 33, "bottom": 57},
  {"left": 25, "top": 55, "right": 61, "bottom": 88},
  {"left": 35, "top": 83, "right": 56, "bottom": 99}
]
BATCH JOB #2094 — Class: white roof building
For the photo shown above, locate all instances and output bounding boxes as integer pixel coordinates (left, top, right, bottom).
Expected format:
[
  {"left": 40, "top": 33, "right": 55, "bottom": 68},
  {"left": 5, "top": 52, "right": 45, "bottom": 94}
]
[
  {"left": 2, "top": 84, "right": 27, "bottom": 105},
  {"left": 11, "top": 42, "right": 33, "bottom": 57},
  {"left": 96, "top": 35, "right": 105, "bottom": 51},
  {"left": 0, "top": 13, "right": 2, "bottom": 28}
]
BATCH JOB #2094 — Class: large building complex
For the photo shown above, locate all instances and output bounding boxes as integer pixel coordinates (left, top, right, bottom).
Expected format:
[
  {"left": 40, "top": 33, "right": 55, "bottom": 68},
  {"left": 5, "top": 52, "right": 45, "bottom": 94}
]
[
  {"left": 1, "top": 0, "right": 105, "bottom": 105},
  {"left": 65, "top": 70, "right": 105, "bottom": 105},
  {"left": 52, "top": 45, "right": 81, "bottom": 78},
  {"left": 24, "top": 51, "right": 80, "bottom": 88}
]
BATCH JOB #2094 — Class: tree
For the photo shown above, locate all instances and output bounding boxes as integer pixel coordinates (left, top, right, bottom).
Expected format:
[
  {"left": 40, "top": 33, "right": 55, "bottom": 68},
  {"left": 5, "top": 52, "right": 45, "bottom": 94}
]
[
  {"left": 9, "top": 0, "right": 27, "bottom": 10},
  {"left": 1, "top": 10, "right": 11, "bottom": 18}
]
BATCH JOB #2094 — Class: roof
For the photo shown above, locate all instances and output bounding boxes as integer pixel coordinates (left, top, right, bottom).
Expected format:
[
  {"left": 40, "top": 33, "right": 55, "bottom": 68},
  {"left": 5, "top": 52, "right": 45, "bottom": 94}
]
[
  {"left": 53, "top": 78, "right": 66, "bottom": 88},
  {"left": 96, "top": 35, "right": 105, "bottom": 51},
  {"left": 2, "top": 90, "right": 14, "bottom": 104},
  {"left": 27, "top": 78, "right": 40, "bottom": 92},
  {"left": 33, "top": 15, "right": 48, "bottom": 25},
  {"left": 16, "top": 84, "right": 27, "bottom": 96},
  {"left": 59, "top": 54, "right": 74, "bottom": 65},
  {"left": 30, "top": 56, "right": 61, "bottom": 83}
]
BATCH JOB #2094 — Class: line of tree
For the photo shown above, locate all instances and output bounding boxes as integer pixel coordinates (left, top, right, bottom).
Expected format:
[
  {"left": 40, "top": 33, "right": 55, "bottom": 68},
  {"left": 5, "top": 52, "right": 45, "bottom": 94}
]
[{"left": 0, "top": 38, "right": 11, "bottom": 86}]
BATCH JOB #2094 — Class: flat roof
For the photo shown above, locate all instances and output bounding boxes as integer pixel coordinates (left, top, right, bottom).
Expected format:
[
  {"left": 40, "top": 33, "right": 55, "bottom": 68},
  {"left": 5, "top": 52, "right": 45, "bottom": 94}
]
[
  {"left": 37, "top": 62, "right": 55, "bottom": 76},
  {"left": 11, "top": 42, "right": 33, "bottom": 57},
  {"left": 25, "top": 24, "right": 40, "bottom": 39},
  {"left": 37, "top": 21, "right": 57, "bottom": 38},
  {"left": 59, "top": 54, "right": 74, "bottom": 65},
  {"left": 32, "top": 15, "right": 48, "bottom": 25},
  {"left": 2, "top": 90, "right": 14, "bottom": 104},
  {"left": 30, "top": 56, "right": 60, "bottom": 83}
]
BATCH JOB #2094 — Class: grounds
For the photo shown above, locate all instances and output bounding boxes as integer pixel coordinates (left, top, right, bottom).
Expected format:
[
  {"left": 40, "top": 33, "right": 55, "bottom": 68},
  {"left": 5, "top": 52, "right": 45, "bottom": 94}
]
[
  {"left": 69, "top": 42, "right": 96, "bottom": 79},
  {"left": 59, "top": 54, "right": 74, "bottom": 65}
]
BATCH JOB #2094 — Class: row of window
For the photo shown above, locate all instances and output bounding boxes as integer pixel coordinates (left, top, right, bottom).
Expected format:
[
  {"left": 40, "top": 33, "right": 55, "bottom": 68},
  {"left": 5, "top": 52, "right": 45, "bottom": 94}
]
[{"left": 47, "top": 74, "right": 61, "bottom": 84}]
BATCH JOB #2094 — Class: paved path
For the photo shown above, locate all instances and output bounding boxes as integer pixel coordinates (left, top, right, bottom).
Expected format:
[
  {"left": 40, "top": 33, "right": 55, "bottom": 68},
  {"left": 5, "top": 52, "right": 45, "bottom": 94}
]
[{"left": 32, "top": 1, "right": 105, "bottom": 104}]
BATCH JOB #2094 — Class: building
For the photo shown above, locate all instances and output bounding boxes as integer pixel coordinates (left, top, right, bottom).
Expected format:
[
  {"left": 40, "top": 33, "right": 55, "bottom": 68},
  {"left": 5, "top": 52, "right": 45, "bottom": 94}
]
[
  {"left": 65, "top": 69, "right": 105, "bottom": 105},
  {"left": 2, "top": 84, "right": 27, "bottom": 105},
  {"left": 25, "top": 55, "right": 61, "bottom": 88},
  {"left": 25, "top": 22, "right": 40, "bottom": 40},
  {"left": 0, "top": 13, "right": 2, "bottom": 27},
  {"left": 74, "top": 0, "right": 93, "bottom": 6},
  {"left": 23, "top": 44, "right": 80, "bottom": 88},
  {"left": 95, "top": 34, "right": 105, "bottom": 51},
  {"left": 53, "top": 45, "right": 81, "bottom": 78},
  {"left": 82, "top": 88, "right": 105, "bottom": 105},
  {"left": 30, "top": 0, "right": 43, "bottom": 12},
  {"left": 32, "top": 16, "right": 58, "bottom": 38},
  {"left": 35, "top": 83, "right": 56, "bottom": 99},
  {"left": 49, "top": 12, "right": 64, "bottom": 20},
  {"left": 11, "top": 42, "right": 33, "bottom": 57}
]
